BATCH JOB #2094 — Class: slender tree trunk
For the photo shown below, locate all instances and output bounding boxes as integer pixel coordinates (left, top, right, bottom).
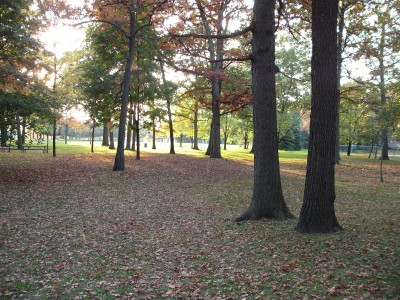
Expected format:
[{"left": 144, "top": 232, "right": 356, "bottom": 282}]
[
  {"left": 296, "top": 0, "right": 342, "bottom": 233},
  {"left": 193, "top": 101, "right": 200, "bottom": 150},
  {"left": 22, "top": 116, "right": 26, "bottom": 145},
  {"left": 180, "top": 133, "right": 183, "bottom": 147},
  {"left": 347, "top": 141, "right": 352, "bottom": 156},
  {"left": 16, "top": 114, "right": 23, "bottom": 149},
  {"left": 136, "top": 117, "right": 140, "bottom": 160},
  {"left": 235, "top": 0, "right": 293, "bottom": 222},
  {"left": 368, "top": 143, "right": 374, "bottom": 158},
  {"left": 160, "top": 60, "right": 175, "bottom": 154},
  {"left": 53, "top": 117, "right": 56, "bottom": 157},
  {"left": 135, "top": 101, "right": 140, "bottom": 160},
  {"left": 244, "top": 131, "right": 249, "bottom": 149},
  {"left": 152, "top": 119, "right": 156, "bottom": 149},
  {"left": 65, "top": 122, "right": 68, "bottom": 144},
  {"left": 223, "top": 132, "right": 227, "bottom": 150},
  {"left": 131, "top": 105, "right": 136, "bottom": 151},
  {"left": 113, "top": 5, "right": 136, "bottom": 171},
  {"left": 378, "top": 21, "right": 389, "bottom": 160},
  {"left": 0, "top": 124, "right": 7, "bottom": 147},
  {"left": 91, "top": 119, "right": 95, "bottom": 153},
  {"left": 102, "top": 123, "right": 109, "bottom": 146},
  {"left": 126, "top": 102, "right": 133, "bottom": 150}
]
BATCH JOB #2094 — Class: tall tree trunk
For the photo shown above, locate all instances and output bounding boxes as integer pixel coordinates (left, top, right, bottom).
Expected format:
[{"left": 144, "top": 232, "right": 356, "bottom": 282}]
[
  {"left": 16, "top": 114, "right": 23, "bottom": 149},
  {"left": 347, "top": 141, "right": 352, "bottom": 156},
  {"left": 131, "top": 104, "right": 137, "bottom": 151},
  {"left": 180, "top": 133, "right": 183, "bottom": 148},
  {"left": 152, "top": 119, "right": 156, "bottom": 150},
  {"left": 22, "top": 116, "right": 26, "bottom": 145},
  {"left": 53, "top": 117, "right": 56, "bottom": 157},
  {"left": 160, "top": 60, "right": 175, "bottom": 154},
  {"left": 196, "top": 0, "right": 222, "bottom": 158},
  {"left": 102, "top": 123, "right": 109, "bottom": 146},
  {"left": 244, "top": 131, "right": 249, "bottom": 149},
  {"left": 65, "top": 121, "right": 68, "bottom": 144},
  {"left": 91, "top": 119, "right": 95, "bottom": 153},
  {"left": 135, "top": 102, "right": 140, "bottom": 160},
  {"left": 223, "top": 132, "right": 227, "bottom": 150},
  {"left": 223, "top": 114, "right": 229, "bottom": 150},
  {"left": 205, "top": 122, "right": 213, "bottom": 155},
  {"left": 113, "top": 4, "right": 136, "bottom": 171},
  {"left": 235, "top": 0, "right": 293, "bottom": 222},
  {"left": 335, "top": 2, "right": 346, "bottom": 164},
  {"left": 193, "top": 101, "right": 200, "bottom": 150},
  {"left": 136, "top": 117, "right": 140, "bottom": 160},
  {"left": 379, "top": 22, "right": 389, "bottom": 160},
  {"left": 109, "top": 129, "right": 115, "bottom": 150},
  {"left": 0, "top": 124, "right": 7, "bottom": 147},
  {"left": 126, "top": 102, "right": 133, "bottom": 150},
  {"left": 296, "top": 0, "right": 342, "bottom": 233}
]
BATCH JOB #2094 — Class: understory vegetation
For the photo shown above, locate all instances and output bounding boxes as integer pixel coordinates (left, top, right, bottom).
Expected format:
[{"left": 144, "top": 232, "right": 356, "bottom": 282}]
[{"left": 0, "top": 147, "right": 399, "bottom": 299}]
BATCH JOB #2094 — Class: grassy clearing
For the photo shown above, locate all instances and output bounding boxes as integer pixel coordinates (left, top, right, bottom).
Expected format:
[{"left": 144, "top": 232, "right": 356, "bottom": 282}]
[{"left": 0, "top": 144, "right": 399, "bottom": 299}]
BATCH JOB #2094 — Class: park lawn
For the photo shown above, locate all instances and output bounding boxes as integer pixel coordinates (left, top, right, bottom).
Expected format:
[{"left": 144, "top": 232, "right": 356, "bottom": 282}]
[{"left": 0, "top": 146, "right": 399, "bottom": 299}]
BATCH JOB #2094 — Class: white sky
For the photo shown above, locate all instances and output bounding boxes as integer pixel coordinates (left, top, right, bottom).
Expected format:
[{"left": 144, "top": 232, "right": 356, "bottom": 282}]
[
  {"left": 38, "top": 0, "right": 86, "bottom": 58},
  {"left": 39, "top": 23, "right": 86, "bottom": 58}
]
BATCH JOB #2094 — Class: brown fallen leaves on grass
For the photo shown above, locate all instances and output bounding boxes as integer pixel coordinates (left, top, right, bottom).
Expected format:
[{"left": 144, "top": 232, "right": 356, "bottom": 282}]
[{"left": 0, "top": 152, "right": 399, "bottom": 299}]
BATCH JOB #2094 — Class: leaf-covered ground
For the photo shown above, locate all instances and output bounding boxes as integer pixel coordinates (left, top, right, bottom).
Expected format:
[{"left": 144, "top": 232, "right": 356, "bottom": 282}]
[{"left": 0, "top": 150, "right": 399, "bottom": 299}]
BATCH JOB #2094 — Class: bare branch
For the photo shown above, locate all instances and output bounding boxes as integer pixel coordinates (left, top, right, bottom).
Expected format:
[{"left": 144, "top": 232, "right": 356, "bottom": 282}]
[
  {"left": 75, "top": 20, "right": 129, "bottom": 38},
  {"left": 169, "top": 24, "right": 253, "bottom": 40}
]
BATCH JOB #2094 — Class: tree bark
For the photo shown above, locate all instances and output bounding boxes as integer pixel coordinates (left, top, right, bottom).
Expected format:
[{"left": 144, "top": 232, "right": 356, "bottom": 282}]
[
  {"left": 91, "top": 119, "right": 95, "bottom": 153},
  {"left": 16, "top": 114, "right": 23, "bottom": 149},
  {"left": 131, "top": 104, "right": 136, "bottom": 151},
  {"left": 296, "top": 0, "right": 342, "bottom": 233},
  {"left": 205, "top": 122, "right": 213, "bottom": 155},
  {"left": 196, "top": 0, "right": 222, "bottom": 158},
  {"left": 379, "top": 22, "right": 389, "bottom": 160},
  {"left": 22, "top": 116, "right": 26, "bottom": 145},
  {"left": 136, "top": 111, "right": 140, "bottom": 160},
  {"left": 65, "top": 121, "right": 68, "bottom": 144},
  {"left": 126, "top": 102, "right": 133, "bottom": 150},
  {"left": 347, "top": 141, "right": 351, "bottom": 156},
  {"left": 152, "top": 119, "right": 156, "bottom": 149},
  {"left": 113, "top": 4, "right": 136, "bottom": 171},
  {"left": 193, "top": 101, "right": 200, "bottom": 150},
  {"left": 109, "top": 129, "right": 115, "bottom": 150},
  {"left": 235, "top": 0, "right": 293, "bottom": 222},
  {"left": 102, "top": 123, "right": 109, "bottom": 146},
  {"left": 0, "top": 124, "right": 7, "bottom": 147},
  {"left": 160, "top": 60, "right": 175, "bottom": 154},
  {"left": 335, "top": 2, "right": 346, "bottom": 164}
]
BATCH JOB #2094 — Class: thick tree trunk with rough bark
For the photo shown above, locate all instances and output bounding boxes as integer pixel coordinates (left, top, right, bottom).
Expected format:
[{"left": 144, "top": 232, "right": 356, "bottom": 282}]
[
  {"left": 296, "top": 0, "right": 342, "bottom": 233},
  {"left": 235, "top": 0, "right": 293, "bottom": 222},
  {"left": 102, "top": 123, "right": 109, "bottom": 146},
  {"left": 109, "top": 129, "right": 115, "bottom": 150}
]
